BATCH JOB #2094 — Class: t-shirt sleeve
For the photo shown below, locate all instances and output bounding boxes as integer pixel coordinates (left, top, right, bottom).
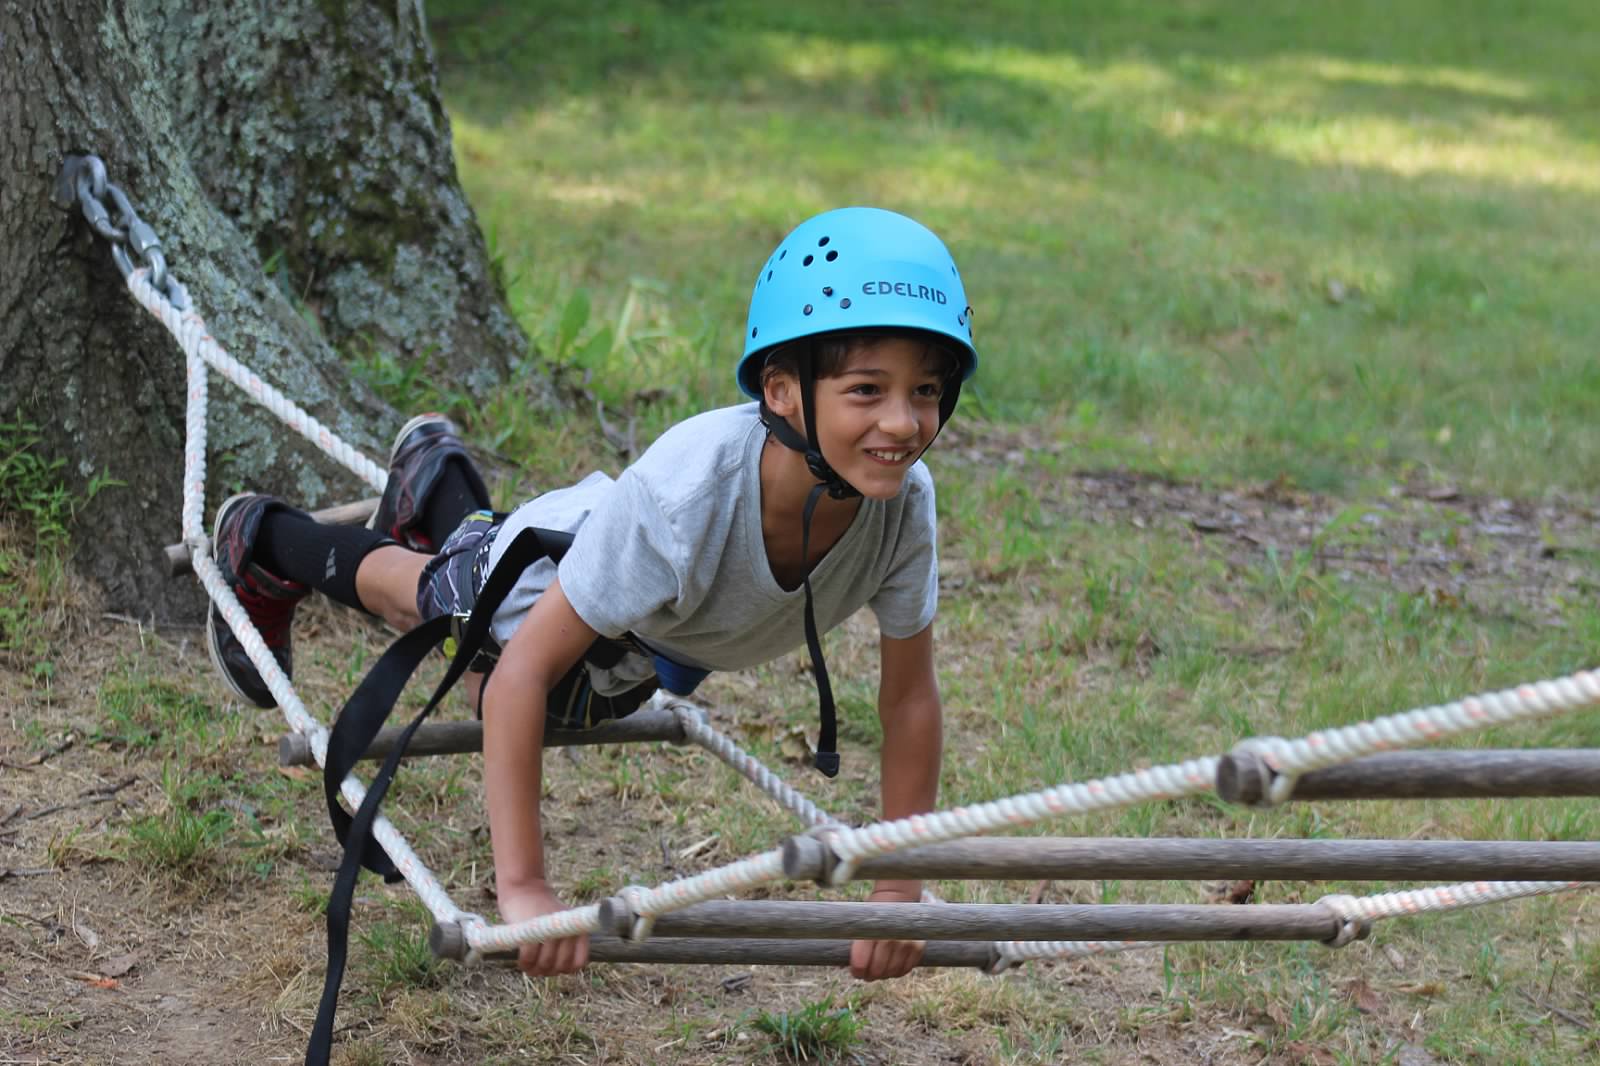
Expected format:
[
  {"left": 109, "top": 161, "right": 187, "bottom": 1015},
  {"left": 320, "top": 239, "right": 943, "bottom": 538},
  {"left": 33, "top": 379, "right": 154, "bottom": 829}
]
[
  {"left": 558, "top": 469, "right": 684, "bottom": 637},
  {"left": 869, "top": 474, "right": 939, "bottom": 639}
]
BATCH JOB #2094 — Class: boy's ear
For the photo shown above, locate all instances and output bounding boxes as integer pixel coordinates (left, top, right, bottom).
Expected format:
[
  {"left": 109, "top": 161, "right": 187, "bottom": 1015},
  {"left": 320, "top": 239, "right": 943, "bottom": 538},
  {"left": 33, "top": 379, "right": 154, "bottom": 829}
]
[{"left": 762, "top": 371, "right": 800, "bottom": 419}]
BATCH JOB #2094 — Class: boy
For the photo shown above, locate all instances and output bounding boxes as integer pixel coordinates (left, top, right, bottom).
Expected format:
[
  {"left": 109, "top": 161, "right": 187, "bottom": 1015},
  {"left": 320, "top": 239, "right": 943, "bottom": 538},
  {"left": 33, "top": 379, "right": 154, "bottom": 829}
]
[{"left": 206, "top": 206, "right": 978, "bottom": 981}]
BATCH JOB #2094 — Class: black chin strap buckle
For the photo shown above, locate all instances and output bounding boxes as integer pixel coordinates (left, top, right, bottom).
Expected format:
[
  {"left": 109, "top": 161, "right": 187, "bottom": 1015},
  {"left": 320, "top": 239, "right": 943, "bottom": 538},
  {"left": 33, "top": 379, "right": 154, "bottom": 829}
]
[
  {"left": 803, "top": 451, "right": 855, "bottom": 500},
  {"left": 813, "top": 750, "right": 840, "bottom": 778}
]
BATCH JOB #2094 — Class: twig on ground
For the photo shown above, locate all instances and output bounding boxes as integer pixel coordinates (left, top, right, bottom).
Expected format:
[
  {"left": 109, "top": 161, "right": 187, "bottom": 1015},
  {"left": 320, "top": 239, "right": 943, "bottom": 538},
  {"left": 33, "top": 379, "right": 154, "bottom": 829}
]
[
  {"left": 0, "top": 868, "right": 53, "bottom": 881},
  {"left": 21, "top": 777, "right": 139, "bottom": 823},
  {"left": 1519, "top": 989, "right": 1592, "bottom": 1030},
  {"left": 0, "top": 735, "right": 75, "bottom": 770}
]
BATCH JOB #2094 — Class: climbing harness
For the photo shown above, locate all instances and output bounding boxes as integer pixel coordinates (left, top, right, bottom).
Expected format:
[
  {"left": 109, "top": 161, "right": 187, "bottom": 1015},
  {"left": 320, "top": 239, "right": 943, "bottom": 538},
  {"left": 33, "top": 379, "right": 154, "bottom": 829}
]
[{"left": 55, "top": 156, "right": 1600, "bottom": 1066}]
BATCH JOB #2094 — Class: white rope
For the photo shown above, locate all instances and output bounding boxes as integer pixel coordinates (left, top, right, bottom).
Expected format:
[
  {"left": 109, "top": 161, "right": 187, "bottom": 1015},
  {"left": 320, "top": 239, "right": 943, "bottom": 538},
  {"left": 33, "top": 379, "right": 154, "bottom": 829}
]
[
  {"left": 137, "top": 262, "right": 473, "bottom": 935},
  {"left": 126, "top": 269, "right": 388, "bottom": 493},
  {"left": 660, "top": 693, "right": 838, "bottom": 829},
  {"left": 1319, "top": 879, "right": 1592, "bottom": 922},
  {"left": 468, "top": 850, "right": 789, "bottom": 954}
]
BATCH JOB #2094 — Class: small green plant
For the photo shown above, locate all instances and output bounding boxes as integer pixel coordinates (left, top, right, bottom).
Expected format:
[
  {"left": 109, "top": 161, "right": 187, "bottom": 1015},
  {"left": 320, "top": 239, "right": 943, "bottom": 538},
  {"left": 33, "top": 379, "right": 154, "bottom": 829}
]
[
  {"left": 750, "top": 995, "right": 863, "bottom": 1062},
  {"left": 357, "top": 920, "right": 443, "bottom": 994},
  {"left": 290, "top": 876, "right": 331, "bottom": 915},
  {"left": 124, "top": 766, "right": 234, "bottom": 876},
  {"left": 0, "top": 420, "right": 120, "bottom": 675}
]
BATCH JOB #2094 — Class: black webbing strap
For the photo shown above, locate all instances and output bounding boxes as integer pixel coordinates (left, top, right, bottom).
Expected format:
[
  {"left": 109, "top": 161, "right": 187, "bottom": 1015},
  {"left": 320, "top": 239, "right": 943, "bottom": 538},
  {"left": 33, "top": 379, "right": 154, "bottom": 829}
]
[
  {"left": 307, "top": 526, "right": 573, "bottom": 1066},
  {"left": 798, "top": 481, "right": 840, "bottom": 777}
]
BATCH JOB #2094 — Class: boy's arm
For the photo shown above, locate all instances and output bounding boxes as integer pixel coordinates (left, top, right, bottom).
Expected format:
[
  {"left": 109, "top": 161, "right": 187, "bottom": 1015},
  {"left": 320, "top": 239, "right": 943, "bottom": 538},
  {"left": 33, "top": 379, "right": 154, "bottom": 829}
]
[
  {"left": 480, "top": 575, "right": 597, "bottom": 976},
  {"left": 851, "top": 621, "right": 942, "bottom": 981}
]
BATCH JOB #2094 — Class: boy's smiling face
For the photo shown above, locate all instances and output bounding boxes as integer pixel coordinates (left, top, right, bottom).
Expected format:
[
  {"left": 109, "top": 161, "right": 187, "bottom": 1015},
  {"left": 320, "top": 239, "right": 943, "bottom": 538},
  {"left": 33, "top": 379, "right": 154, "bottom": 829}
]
[{"left": 765, "top": 335, "right": 950, "bottom": 500}]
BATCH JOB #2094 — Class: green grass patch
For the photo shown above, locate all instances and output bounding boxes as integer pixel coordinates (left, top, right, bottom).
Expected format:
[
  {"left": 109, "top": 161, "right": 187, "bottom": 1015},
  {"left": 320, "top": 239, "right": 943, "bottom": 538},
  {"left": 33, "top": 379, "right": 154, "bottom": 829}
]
[
  {"left": 124, "top": 767, "right": 235, "bottom": 879},
  {"left": 750, "top": 994, "right": 864, "bottom": 1062}
]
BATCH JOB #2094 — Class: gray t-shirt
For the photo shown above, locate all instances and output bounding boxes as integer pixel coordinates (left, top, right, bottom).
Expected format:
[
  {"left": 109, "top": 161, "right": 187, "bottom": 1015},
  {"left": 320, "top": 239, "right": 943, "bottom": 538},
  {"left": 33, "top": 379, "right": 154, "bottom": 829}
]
[{"left": 486, "top": 403, "right": 938, "bottom": 682}]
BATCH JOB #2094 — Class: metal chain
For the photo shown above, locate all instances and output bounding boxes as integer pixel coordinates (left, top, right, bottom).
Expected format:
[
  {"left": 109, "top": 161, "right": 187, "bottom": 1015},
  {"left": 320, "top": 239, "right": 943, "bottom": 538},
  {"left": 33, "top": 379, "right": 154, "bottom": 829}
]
[{"left": 54, "top": 154, "right": 187, "bottom": 309}]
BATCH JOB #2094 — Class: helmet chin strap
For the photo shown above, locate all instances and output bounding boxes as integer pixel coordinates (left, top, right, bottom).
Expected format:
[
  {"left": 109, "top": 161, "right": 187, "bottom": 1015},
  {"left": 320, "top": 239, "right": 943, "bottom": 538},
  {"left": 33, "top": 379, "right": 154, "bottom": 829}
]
[{"left": 756, "top": 344, "right": 965, "bottom": 778}]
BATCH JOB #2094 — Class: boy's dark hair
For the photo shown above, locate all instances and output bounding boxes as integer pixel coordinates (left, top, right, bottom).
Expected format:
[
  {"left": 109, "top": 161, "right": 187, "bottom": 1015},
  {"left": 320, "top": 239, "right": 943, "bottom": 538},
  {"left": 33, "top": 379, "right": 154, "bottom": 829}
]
[{"left": 759, "top": 331, "right": 961, "bottom": 390}]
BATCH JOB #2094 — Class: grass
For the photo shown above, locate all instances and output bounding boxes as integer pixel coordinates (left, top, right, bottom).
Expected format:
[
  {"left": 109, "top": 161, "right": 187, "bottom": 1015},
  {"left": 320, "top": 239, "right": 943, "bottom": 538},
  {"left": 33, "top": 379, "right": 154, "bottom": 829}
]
[
  {"left": 7, "top": 2, "right": 1600, "bottom": 1064},
  {"left": 430, "top": 0, "right": 1600, "bottom": 498},
  {"left": 0, "top": 420, "right": 113, "bottom": 680},
  {"left": 750, "top": 995, "right": 864, "bottom": 1062}
]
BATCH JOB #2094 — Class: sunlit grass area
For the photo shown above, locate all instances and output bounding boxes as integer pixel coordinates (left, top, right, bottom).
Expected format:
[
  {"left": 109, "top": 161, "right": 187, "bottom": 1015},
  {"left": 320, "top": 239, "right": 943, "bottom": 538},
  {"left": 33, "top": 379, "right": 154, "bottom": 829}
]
[{"left": 432, "top": 0, "right": 1600, "bottom": 496}]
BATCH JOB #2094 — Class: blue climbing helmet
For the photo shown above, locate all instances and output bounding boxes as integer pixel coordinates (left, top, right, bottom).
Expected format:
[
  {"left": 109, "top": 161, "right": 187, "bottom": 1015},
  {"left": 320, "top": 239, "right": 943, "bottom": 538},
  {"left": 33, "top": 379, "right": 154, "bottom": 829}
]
[
  {"left": 735, "top": 207, "right": 979, "bottom": 781},
  {"left": 737, "top": 206, "right": 978, "bottom": 403}
]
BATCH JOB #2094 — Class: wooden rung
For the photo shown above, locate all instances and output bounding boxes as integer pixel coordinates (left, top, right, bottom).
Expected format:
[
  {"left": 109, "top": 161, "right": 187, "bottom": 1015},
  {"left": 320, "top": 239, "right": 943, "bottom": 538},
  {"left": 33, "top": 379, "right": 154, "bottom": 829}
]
[
  {"left": 590, "top": 898, "right": 1342, "bottom": 943},
  {"left": 1217, "top": 749, "right": 1600, "bottom": 804},
  {"left": 782, "top": 835, "right": 1600, "bottom": 883},
  {"left": 278, "top": 705, "right": 686, "bottom": 767}
]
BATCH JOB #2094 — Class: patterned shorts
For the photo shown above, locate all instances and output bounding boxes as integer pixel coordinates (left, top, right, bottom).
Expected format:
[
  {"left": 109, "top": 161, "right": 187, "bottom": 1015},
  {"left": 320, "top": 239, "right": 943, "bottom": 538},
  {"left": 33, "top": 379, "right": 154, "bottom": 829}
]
[
  {"left": 413, "top": 510, "right": 658, "bottom": 730},
  {"left": 415, "top": 509, "right": 500, "bottom": 626}
]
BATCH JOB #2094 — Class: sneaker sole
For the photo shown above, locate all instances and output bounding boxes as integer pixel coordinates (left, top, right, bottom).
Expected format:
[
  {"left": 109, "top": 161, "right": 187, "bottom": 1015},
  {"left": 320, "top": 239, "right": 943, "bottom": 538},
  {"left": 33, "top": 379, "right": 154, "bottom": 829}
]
[
  {"left": 367, "top": 413, "right": 453, "bottom": 533},
  {"left": 205, "top": 492, "right": 278, "bottom": 709}
]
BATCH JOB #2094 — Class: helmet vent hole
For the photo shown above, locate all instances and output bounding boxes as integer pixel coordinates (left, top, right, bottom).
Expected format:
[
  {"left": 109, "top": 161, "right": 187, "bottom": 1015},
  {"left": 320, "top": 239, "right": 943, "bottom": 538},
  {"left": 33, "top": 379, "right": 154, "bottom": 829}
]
[
  {"left": 751, "top": 327, "right": 759, "bottom": 338},
  {"left": 822, "top": 286, "right": 833, "bottom": 297},
  {"left": 780, "top": 250, "right": 787, "bottom": 260},
  {"left": 802, "top": 254, "right": 814, "bottom": 267},
  {"left": 840, "top": 298, "right": 852, "bottom": 309},
  {"left": 818, "top": 236, "right": 830, "bottom": 247},
  {"left": 803, "top": 304, "right": 814, "bottom": 315},
  {"left": 767, "top": 270, "right": 773, "bottom": 281},
  {"left": 825, "top": 250, "right": 838, "bottom": 262}
]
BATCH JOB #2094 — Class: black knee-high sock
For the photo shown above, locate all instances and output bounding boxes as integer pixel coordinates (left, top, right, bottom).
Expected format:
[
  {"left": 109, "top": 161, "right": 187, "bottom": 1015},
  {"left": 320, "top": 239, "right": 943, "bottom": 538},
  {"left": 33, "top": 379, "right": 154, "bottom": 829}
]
[
  {"left": 255, "top": 513, "right": 393, "bottom": 612},
  {"left": 423, "top": 459, "right": 489, "bottom": 546}
]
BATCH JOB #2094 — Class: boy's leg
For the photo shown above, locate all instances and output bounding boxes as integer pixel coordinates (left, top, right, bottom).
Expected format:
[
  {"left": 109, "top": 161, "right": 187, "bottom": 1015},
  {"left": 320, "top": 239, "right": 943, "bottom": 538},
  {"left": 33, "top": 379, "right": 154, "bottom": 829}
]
[
  {"left": 208, "top": 495, "right": 419, "bottom": 708},
  {"left": 210, "top": 416, "right": 488, "bottom": 708},
  {"left": 369, "top": 415, "right": 492, "bottom": 551}
]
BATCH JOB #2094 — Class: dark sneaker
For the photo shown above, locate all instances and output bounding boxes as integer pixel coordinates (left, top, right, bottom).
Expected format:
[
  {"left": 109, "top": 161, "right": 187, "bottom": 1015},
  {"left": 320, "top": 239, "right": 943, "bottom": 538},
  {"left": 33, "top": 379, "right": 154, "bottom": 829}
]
[
  {"left": 205, "top": 493, "right": 312, "bottom": 709},
  {"left": 368, "top": 413, "right": 491, "bottom": 551}
]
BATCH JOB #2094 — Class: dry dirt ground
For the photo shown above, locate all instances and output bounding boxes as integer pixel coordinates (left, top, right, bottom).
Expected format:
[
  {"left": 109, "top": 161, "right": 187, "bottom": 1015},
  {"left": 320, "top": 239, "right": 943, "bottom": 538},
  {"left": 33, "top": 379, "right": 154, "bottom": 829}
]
[{"left": 3, "top": 468, "right": 1597, "bottom": 1065}]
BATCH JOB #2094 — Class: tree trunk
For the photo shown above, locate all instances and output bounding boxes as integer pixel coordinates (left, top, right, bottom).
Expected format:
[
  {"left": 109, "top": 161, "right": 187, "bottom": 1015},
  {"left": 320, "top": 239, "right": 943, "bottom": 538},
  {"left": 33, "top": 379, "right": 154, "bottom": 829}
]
[{"left": 0, "top": 1, "right": 546, "bottom": 620}]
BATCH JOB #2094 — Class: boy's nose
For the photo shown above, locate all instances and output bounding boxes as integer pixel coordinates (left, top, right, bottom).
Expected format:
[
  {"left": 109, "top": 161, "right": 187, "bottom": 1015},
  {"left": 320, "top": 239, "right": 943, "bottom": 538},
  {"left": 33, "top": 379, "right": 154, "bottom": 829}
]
[{"left": 878, "top": 395, "right": 920, "bottom": 438}]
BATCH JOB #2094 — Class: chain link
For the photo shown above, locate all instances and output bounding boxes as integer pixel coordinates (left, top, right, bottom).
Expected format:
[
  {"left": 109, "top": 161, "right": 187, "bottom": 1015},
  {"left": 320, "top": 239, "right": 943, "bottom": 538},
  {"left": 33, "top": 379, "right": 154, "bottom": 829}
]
[{"left": 55, "top": 154, "right": 186, "bottom": 309}]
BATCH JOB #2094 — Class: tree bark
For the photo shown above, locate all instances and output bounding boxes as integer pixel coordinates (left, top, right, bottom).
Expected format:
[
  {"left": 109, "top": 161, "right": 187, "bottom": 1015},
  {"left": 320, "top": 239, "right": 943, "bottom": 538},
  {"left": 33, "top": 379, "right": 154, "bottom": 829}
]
[{"left": 0, "top": 1, "right": 546, "bottom": 620}]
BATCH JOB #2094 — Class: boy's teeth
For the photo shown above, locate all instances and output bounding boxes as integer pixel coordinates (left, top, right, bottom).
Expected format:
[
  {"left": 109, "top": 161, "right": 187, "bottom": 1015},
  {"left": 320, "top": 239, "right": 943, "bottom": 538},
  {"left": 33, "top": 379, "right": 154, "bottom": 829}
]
[{"left": 868, "top": 449, "right": 909, "bottom": 461}]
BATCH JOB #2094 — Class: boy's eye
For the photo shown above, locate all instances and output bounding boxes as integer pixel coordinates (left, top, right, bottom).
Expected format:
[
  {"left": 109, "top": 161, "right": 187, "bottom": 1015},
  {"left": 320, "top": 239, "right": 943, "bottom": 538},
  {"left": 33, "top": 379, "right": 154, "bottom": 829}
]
[
  {"left": 848, "top": 383, "right": 881, "bottom": 396},
  {"left": 915, "top": 383, "right": 944, "bottom": 398}
]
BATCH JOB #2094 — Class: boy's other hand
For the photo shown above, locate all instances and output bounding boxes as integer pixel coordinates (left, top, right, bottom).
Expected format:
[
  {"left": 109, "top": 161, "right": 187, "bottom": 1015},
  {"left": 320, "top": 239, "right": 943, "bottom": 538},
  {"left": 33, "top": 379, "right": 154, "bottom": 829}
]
[
  {"left": 499, "top": 880, "right": 590, "bottom": 977},
  {"left": 849, "top": 886, "right": 925, "bottom": 981}
]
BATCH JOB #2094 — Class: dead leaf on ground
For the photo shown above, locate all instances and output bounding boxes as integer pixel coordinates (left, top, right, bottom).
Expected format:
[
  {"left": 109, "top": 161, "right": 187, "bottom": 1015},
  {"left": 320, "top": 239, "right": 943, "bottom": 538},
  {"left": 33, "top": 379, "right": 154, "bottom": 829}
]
[
  {"left": 778, "top": 726, "right": 814, "bottom": 765},
  {"left": 1398, "top": 981, "right": 1446, "bottom": 997},
  {"left": 1343, "top": 977, "right": 1381, "bottom": 1014},
  {"left": 276, "top": 765, "right": 314, "bottom": 782},
  {"left": 68, "top": 972, "right": 120, "bottom": 990}
]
